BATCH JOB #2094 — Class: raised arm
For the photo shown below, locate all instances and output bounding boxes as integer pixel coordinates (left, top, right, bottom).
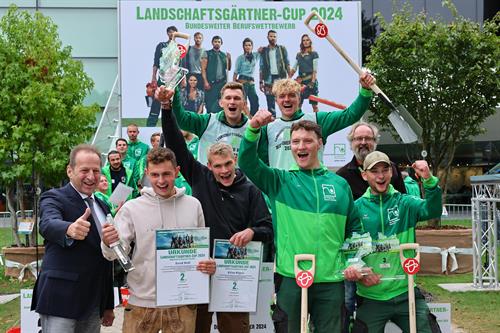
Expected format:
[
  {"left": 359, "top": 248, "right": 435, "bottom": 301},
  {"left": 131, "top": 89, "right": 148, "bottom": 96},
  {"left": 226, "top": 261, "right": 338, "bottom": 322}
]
[
  {"left": 238, "top": 109, "right": 282, "bottom": 196},
  {"left": 408, "top": 160, "right": 443, "bottom": 223},
  {"left": 161, "top": 105, "right": 204, "bottom": 186},
  {"left": 316, "top": 72, "right": 375, "bottom": 140},
  {"left": 155, "top": 86, "right": 210, "bottom": 136}
]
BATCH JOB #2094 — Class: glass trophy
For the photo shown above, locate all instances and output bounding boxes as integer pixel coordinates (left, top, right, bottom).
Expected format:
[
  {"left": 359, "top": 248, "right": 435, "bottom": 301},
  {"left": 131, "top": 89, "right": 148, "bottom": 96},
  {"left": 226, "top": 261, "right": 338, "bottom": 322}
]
[
  {"left": 106, "top": 214, "right": 135, "bottom": 272},
  {"left": 158, "top": 32, "right": 190, "bottom": 90}
]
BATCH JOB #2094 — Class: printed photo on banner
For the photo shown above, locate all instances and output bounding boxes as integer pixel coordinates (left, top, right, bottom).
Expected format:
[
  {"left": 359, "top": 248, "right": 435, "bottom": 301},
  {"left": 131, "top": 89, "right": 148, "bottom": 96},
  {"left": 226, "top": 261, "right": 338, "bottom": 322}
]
[{"left": 118, "top": 0, "right": 363, "bottom": 166}]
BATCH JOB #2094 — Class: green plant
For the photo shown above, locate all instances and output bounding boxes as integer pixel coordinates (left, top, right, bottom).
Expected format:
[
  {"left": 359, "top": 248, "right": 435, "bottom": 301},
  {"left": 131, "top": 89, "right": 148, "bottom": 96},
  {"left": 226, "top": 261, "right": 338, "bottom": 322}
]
[
  {"left": 0, "top": 5, "right": 100, "bottom": 246},
  {"left": 366, "top": 6, "right": 500, "bottom": 224}
]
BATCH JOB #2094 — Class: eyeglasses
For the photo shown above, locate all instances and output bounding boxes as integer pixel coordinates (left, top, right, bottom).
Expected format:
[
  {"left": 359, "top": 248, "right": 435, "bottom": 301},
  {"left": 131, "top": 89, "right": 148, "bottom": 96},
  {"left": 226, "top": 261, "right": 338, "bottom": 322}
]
[{"left": 353, "top": 136, "right": 375, "bottom": 143}]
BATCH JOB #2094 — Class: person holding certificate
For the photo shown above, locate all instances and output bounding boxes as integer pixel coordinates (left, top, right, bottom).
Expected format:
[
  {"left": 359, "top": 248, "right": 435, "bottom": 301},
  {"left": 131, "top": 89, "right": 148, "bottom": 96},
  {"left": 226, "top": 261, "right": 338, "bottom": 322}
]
[
  {"left": 101, "top": 147, "right": 216, "bottom": 333},
  {"left": 157, "top": 90, "right": 273, "bottom": 333}
]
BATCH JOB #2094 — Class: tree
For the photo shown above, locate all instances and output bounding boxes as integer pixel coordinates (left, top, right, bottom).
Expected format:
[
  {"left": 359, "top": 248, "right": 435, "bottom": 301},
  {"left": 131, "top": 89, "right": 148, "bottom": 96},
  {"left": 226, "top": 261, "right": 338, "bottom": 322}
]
[
  {"left": 366, "top": 6, "right": 500, "bottom": 203},
  {"left": 0, "top": 6, "right": 100, "bottom": 246}
]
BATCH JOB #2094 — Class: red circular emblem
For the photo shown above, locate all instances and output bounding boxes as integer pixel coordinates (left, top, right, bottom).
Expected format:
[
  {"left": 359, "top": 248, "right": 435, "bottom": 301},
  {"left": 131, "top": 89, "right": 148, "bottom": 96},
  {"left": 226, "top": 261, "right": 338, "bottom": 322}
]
[
  {"left": 314, "top": 23, "right": 328, "bottom": 38},
  {"left": 178, "top": 44, "right": 187, "bottom": 59},
  {"left": 403, "top": 258, "right": 420, "bottom": 275},
  {"left": 295, "top": 271, "right": 314, "bottom": 288}
]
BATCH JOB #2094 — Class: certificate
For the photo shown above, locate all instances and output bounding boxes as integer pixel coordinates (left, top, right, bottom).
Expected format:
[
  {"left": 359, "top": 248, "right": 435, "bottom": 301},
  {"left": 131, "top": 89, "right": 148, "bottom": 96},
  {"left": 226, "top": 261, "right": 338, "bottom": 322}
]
[
  {"left": 209, "top": 240, "right": 262, "bottom": 312},
  {"left": 155, "top": 227, "right": 210, "bottom": 307}
]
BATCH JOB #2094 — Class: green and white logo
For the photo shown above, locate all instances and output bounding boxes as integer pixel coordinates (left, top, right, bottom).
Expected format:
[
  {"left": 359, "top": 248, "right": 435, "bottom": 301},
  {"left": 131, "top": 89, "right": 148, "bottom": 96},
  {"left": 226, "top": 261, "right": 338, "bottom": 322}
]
[
  {"left": 322, "top": 184, "right": 336, "bottom": 201},
  {"left": 333, "top": 144, "right": 346, "bottom": 155},
  {"left": 387, "top": 207, "right": 400, "bottom": 225}
]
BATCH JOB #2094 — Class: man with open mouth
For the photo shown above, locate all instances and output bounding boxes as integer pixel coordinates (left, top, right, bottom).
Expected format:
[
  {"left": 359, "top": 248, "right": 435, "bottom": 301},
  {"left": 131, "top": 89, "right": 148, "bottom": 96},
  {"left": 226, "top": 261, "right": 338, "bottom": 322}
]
[
  {"left": 344, "top": 151, "right": 442, "bottom": 333},
  {"left": 239, "top": 117, "right": 362, "bottom": 333},
  {"left": 158, "top": 82, "right": 249, "bottom": 167},
  {"left": 256, "top": 72, "right": 375, "bottom": 171},
  {"left": 160, "top": 99, "right": 273, "bottom": 333}
]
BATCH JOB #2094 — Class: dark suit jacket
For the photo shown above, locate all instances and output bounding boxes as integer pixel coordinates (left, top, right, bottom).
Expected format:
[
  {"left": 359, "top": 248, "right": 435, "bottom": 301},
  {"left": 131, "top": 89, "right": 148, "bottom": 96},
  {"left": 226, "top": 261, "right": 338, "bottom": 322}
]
[
  {"left": 337, "top": 156, "right": 406, "bottom": 200},
  {"left": 31, "top": 183, "right": 114, "bottom": 320}
]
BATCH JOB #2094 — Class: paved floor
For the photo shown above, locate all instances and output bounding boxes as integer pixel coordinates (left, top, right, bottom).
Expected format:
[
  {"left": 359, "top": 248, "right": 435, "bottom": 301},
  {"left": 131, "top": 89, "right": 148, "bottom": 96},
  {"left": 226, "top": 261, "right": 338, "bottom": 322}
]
[{"left": 1, "top": 297, "right": 469, "bottom": 333}]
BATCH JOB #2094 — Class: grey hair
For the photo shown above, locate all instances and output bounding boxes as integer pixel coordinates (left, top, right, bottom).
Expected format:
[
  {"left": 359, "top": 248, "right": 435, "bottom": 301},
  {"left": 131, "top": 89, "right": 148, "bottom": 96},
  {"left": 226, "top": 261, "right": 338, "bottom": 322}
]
[{"left": 347, "top": 121, "right": 380, "bottom": 144}]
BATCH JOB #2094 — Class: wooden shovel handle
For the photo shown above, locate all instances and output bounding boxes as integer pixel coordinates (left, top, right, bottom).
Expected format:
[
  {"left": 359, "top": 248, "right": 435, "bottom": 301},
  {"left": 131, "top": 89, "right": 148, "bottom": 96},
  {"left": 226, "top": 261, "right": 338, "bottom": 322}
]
[
  {"left": 294, "top": 254, "right": 316, "bottom": 277},
  {"left": 399, "top": 243, "right": 421, "bottom": 263},
  {"left": 309, "top": 95, "right": 346, "bottom": 109},
  {"left": 304, "top": 11, "right": 388, "bottom": 98}
]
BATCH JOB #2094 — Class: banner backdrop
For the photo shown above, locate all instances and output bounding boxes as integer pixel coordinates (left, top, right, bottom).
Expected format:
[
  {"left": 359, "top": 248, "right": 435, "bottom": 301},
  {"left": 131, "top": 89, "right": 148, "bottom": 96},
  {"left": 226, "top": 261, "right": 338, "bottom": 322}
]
[{"left": 119, "top": 0, "right": 362, "bottom": 167}]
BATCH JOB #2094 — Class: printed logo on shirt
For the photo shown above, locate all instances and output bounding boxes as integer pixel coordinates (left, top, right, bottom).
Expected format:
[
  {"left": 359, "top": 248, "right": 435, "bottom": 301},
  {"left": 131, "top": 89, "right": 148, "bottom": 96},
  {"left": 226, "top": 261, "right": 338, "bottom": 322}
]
[
  {"left": 121, "top": 176, "right": 127, "bottom": 184},
  {"left": 322, "top": 184, "right": 336, "bottom": 201},
  {"left": 135, "top": 148, "right": 142, "bottom": 158},
  {"left": 274, "top": 126, "right": 291, "bottom": 151},
  {"left": 387, "top": 207, "right": 400, "bottom": 225}
]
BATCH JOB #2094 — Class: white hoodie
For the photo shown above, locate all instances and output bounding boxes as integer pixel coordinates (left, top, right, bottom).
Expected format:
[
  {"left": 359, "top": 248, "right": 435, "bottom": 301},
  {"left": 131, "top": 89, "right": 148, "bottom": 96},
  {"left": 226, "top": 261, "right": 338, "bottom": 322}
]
[{"left": 101, "top": 186, "right": 205, "bottom": 307}]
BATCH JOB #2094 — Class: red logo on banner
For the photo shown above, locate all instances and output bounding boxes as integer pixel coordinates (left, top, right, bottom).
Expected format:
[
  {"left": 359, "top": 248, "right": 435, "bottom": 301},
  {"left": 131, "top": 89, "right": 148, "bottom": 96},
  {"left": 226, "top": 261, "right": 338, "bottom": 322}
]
[
  {"left": 178, "top": 44, "right": 187, "bottom": 59},
  {"left": 403, "top": 258, "right": 420, "bottom": 275},
  {"left": 314, "top": 23, "right": 328, "bottom": 38},
  {"left": 295, "top": 271, "right": 314, "bottom": 288}
]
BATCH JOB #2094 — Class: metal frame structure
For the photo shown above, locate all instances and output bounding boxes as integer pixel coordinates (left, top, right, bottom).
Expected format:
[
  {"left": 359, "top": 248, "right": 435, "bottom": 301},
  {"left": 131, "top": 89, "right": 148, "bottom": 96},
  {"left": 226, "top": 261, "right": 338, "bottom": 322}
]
[
  {"left": 471, "top": 174, "right": 500, "bottom": 289},
  {"left": 91, "top": 75, "right": 121, "bottom": 161}
]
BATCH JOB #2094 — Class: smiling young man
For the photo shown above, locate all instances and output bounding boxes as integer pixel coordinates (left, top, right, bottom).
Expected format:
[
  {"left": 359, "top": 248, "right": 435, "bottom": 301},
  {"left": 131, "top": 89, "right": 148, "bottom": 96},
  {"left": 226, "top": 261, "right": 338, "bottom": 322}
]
[
  {"left": 101, "top": 150, "right": 138, "bottom": 198},
  {"left": 161, "top": 105, "right": 273, "bottom": 333},
  {"left": 344, "top": 151, "right": 442, "bottom": 333},
  {"left": 155, "top": 82, "right": 248, "bottom": 166},
  {"left": 256, "top": 73, "right": 375, "bottom": 170},
  {"left": 336, "top": 122, "right": 406, "bottom": 333},
  {"left": 101, "top": 147, "right": 215, "bottom": 333},
  {"left": 239, "top": 117, "right": 362, "bottom": 333}
]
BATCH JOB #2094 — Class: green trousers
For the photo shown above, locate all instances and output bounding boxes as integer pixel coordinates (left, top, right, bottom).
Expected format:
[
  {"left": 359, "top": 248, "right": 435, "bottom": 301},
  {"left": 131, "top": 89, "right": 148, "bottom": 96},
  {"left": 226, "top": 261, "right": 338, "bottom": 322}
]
[
  {"left": 353, "top": 289, "right": 433, "bottom": 333},
  {"left": 277, "top": 276, "right": 345, "bottom": 333}
]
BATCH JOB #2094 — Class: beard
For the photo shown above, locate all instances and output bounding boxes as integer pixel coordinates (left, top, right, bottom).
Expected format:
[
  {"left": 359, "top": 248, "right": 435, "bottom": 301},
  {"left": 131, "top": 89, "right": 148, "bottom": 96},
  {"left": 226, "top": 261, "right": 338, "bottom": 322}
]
[{"left": 354, "top": 145, "right": 373, "bottom": 162}]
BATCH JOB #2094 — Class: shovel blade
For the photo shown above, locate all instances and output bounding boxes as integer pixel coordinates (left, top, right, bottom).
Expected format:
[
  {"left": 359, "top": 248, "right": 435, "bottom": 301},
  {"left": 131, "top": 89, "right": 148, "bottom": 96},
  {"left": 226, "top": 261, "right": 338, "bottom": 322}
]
[{"left": 387, "top": 106, "right": 422, "bottom": 144}]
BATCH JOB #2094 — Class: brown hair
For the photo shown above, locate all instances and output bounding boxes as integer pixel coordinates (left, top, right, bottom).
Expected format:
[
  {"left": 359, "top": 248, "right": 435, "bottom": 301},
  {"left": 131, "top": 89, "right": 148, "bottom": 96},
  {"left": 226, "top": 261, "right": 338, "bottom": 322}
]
[
  {"left": 290, "top": 120, "right": 322, "bottom": 140},
  {"left": 69, "top": 144, "right": 101, "bottom": 168},
  {"left": 115, "top": 138, "right": 128, "bottom": 146},
  {"left": 150, "top": 132, "right": 161, "bottom": 141},
  {"left": 207, "top": 142, "right": 234, "bottom": 163},
  {"left": 147, "top": 147, "right": 177, "bottom": 168},
  {"left": 220, "top": 82, "right": 245, "bottom": 98},
  {"left": 300, "top": 34, "right": 313, "bottom": 53}
]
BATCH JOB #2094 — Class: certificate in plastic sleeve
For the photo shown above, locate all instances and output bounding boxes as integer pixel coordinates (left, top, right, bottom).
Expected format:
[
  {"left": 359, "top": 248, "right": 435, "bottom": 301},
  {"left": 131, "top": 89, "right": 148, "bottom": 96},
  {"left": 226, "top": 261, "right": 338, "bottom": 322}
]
[
  {"left": 155, "top": 227, "right": 210, "bottom": 306},
  {"left": 209, "top": 239, "right": 262, "bottom": 312}
]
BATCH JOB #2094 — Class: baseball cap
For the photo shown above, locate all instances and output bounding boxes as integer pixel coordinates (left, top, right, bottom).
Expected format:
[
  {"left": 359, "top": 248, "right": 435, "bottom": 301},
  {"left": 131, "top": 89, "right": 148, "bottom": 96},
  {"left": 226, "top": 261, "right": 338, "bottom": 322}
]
[{"left": 363, "top": 151, "right": 391, "bottom": 171}]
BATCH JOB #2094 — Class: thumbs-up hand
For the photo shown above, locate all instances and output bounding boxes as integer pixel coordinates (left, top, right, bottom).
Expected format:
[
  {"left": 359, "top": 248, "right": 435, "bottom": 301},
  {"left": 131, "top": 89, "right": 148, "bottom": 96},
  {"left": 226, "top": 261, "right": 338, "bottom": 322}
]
[{"left": 66, "top": 208, "right": 92, "bottom": 240}]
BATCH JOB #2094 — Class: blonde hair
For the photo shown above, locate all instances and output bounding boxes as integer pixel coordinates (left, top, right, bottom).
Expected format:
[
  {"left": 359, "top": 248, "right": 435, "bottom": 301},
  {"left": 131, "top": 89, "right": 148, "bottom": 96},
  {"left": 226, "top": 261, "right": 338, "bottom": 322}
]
[
  {"left": 207, "top": 142, "right": 234, "bottom": 163},
  {"left": 272, "top": 78, "right": 301, "bottom": 97}
]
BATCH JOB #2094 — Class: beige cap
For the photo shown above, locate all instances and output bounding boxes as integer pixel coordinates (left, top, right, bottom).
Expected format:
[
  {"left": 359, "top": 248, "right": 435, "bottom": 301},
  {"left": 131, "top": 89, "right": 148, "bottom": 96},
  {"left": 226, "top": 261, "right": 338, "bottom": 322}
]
[{"left": 363, "top": 151, "right": 391, "bottom": 171}]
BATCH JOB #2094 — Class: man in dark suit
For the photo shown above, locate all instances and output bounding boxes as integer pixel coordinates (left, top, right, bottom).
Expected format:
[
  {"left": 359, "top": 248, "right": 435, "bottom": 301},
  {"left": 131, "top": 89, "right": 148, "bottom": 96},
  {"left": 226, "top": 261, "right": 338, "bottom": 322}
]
[{"left": 31, "top": 144, "right": 114, "bottom": 332}]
